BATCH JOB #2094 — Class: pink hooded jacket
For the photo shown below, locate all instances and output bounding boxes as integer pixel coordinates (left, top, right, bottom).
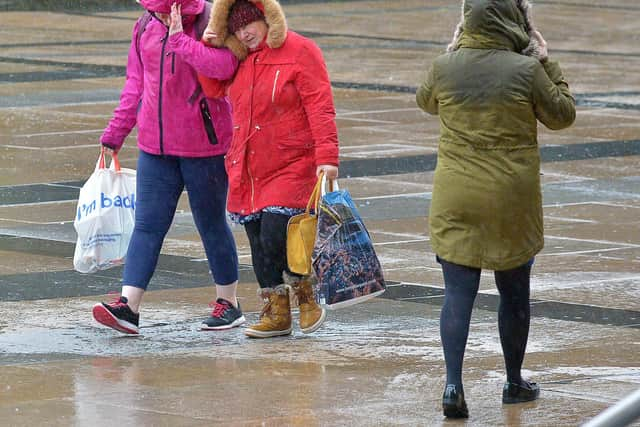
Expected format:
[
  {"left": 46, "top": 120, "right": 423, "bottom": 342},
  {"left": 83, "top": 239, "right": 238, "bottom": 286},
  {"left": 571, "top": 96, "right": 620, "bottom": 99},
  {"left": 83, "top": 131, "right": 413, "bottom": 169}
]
[{"left": 101, "top": 0, "right": 238, "bottom": 157}]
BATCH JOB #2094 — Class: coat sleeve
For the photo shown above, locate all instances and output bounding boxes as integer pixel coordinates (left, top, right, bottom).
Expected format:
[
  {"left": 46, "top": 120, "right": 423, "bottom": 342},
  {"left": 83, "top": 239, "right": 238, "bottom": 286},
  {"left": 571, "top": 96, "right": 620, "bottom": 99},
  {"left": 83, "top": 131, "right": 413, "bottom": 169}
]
[
  {"left": 416, "top": 64, "right": 438, "bottom": 115},
  {"left": 100, "top": 21, "right": 144, "bottom": 150},
  {"left": 168, "top": 32, "right": 238, "bottom": 80},
  {"left": 294, "top": 41, "right": 339, "bottom": 167},
  {"left": 532, "top": 59, "right": 576, "bottom": 130}
]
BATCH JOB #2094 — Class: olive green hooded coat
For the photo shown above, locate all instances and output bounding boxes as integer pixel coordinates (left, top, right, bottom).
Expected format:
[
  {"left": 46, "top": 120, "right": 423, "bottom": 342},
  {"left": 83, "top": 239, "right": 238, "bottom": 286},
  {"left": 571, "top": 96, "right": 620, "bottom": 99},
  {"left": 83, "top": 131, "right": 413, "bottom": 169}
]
[{"left": 416, "top": 0, "right": 576, "bottom": 270}]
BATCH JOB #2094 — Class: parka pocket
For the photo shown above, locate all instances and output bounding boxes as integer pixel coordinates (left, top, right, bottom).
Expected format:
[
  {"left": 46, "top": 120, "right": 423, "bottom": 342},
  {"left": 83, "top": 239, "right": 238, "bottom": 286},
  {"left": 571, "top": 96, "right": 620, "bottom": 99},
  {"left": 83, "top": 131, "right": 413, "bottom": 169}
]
[
  {"left": 199, "top": 98, "right": 218, "bottom": 145},
  {"left": 275, "top": 124, "right": 313, "bottom": 151}
]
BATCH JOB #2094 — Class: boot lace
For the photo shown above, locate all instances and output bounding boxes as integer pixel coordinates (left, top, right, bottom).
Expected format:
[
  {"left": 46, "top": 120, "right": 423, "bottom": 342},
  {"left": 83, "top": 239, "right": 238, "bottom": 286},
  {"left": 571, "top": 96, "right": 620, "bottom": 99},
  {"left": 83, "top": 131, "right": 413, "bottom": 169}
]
[
  {"left": 292, "top": 282, "right": 313, "bottom": 306},
  {"left": 259, "top": 300, "right": 272, "bottom": 319}
]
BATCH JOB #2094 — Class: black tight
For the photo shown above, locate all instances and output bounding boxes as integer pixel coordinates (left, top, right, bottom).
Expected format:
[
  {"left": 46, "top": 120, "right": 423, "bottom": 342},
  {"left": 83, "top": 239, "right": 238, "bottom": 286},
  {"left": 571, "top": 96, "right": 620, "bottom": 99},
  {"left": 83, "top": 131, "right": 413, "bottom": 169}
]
[
  {"left": 439, "top": 257, "right": 532, "bottom": 388},
  {"left": 244, "top": 212, "right": 300, "bottom": 288}
]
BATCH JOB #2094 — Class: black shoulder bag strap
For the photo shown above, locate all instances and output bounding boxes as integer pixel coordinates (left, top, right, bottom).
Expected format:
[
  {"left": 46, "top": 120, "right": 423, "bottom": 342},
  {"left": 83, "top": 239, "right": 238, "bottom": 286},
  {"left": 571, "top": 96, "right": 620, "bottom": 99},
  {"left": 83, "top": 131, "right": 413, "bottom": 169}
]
[{"left": 188, "top": 1, "right": 213, "bottom": 103}]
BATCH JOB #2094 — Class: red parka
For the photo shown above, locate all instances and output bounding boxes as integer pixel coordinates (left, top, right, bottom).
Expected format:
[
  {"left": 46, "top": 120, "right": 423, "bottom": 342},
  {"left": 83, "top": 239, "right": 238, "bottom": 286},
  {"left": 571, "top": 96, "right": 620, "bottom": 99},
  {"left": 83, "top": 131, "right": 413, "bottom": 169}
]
[{"left": 208, "top": 0, "right": 339, "bottom": 215}]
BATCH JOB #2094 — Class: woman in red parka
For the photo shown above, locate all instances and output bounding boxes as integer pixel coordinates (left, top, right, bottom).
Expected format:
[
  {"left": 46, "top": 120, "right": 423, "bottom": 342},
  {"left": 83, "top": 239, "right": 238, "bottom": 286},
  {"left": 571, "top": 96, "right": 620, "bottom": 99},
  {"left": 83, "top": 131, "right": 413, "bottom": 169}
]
[
  {"left": 204, "top": 0, "right": 340, "bottom": 338},
  {"left": 92, "top": 0, "right": 246, "bottom": 335}
]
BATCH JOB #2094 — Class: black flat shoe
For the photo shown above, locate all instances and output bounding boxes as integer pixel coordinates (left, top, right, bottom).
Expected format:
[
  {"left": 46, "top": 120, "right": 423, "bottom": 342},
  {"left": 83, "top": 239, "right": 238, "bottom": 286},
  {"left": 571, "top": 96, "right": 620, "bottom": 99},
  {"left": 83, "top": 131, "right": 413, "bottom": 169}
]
[
  {"left": 442, "top": 384, "right": 469, "bottom": 418},
  {"left": 502, "top": 380, "right": 540, "bottom": 404}
]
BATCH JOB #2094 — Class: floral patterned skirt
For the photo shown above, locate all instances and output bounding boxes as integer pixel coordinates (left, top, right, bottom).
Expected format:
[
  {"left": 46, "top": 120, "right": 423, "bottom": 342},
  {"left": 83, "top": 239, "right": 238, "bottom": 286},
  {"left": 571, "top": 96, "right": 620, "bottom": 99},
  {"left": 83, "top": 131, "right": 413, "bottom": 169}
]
[{"left": 228, "top": 206, "right": 305, "bottom": 225}]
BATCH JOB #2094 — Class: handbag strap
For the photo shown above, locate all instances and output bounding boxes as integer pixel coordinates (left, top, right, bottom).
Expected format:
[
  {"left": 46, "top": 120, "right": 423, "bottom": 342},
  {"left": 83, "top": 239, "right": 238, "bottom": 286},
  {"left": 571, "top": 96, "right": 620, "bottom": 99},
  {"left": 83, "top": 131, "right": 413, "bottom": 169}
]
[{"left": 305, "top": 172, "right": 324, "bottom": 214}]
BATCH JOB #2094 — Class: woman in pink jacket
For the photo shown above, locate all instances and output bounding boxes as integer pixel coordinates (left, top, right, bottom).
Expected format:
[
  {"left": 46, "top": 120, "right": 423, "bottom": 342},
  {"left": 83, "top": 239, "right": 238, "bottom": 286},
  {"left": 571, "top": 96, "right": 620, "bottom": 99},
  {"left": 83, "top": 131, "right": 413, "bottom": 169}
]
[
  {"left": 205, "top": 0, "right": 340, "bottom": 338},
  {"left": 92, "top": 0, "right": 245, "bottom": 335}
]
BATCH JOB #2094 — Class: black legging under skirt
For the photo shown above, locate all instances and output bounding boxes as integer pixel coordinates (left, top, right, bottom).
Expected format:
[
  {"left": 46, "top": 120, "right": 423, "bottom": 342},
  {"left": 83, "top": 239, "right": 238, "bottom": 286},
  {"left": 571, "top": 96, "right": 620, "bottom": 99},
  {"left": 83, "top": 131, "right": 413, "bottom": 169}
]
[
  {"left": 438, "top": 257, "right": 532, "bottom": 389},
  {"left": 244, "top": 212, "right": 301, "bottom": 289}
]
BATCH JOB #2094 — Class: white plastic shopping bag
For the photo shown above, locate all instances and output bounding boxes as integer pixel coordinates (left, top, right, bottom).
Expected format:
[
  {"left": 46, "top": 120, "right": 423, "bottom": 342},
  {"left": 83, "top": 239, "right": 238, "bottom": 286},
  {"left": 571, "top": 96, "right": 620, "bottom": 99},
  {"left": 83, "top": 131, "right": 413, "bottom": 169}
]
[{"left": 73, "top": 148, "right": 136, "bottom": 273}]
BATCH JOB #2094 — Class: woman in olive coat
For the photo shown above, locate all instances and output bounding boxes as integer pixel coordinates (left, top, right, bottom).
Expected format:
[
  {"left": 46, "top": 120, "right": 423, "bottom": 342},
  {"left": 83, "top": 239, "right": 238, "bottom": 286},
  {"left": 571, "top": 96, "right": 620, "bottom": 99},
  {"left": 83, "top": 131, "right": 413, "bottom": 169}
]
[{"left": 416, "top": 0, "right": 575, "bottom": 418}]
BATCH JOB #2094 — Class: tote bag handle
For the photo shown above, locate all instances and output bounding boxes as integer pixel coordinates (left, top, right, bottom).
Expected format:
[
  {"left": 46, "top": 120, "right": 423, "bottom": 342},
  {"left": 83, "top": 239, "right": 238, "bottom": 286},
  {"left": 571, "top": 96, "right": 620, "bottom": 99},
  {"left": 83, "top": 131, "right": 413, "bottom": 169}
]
[
  {"left": 98, "top": 146, "right": 122, "bottom": 172},
  {"left": 320, "top": 173, "right": 339, "bottom": 196}
]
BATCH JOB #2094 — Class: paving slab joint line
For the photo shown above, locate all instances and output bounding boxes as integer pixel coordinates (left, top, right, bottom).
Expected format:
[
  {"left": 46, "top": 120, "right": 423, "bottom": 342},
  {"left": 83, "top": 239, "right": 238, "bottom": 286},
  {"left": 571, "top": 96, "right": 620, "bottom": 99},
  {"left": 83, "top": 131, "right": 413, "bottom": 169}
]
[{"left": 381, "top": 282, "right": 640, "bottom": 328}]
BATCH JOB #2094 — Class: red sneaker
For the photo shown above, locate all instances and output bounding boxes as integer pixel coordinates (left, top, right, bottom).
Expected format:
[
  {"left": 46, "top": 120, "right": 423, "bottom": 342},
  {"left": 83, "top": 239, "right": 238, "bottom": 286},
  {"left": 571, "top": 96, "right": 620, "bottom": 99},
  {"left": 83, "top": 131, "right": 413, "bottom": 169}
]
[{"left": 92, "top": 295, "right": 140, "bottom": 335}]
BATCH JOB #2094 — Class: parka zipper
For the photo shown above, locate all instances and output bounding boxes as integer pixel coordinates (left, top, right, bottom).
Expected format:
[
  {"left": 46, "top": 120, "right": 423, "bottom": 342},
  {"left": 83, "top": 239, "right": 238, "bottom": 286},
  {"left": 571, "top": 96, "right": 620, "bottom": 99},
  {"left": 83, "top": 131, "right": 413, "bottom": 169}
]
[
  {"left": 158, "top": 31, "right": 169, "bottom": 155},
  {"left": 271, "top": 69, "right": 280, "bottom": 103},
  {"left": 248, "top": 55, "right": 258, "bottom": 212}
]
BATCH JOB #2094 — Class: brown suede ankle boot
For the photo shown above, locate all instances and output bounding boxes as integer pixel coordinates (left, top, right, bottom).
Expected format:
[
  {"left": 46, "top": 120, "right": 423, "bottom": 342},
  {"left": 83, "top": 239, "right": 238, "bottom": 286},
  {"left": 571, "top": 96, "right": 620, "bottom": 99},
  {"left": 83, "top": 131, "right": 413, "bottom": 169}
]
[
  {"left": 244, "top": 285, "right": 292, "bottom": 338},
  {"left": 291, "top": 278, "right": 326, "bottom": 334}
]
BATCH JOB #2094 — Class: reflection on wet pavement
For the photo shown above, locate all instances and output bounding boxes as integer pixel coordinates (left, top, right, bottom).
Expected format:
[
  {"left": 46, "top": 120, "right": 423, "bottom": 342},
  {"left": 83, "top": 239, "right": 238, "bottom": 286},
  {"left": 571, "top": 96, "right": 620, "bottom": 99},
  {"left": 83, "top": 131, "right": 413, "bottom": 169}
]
[{"left": 2, "top": 299, "right": 639, "bottom": 425}]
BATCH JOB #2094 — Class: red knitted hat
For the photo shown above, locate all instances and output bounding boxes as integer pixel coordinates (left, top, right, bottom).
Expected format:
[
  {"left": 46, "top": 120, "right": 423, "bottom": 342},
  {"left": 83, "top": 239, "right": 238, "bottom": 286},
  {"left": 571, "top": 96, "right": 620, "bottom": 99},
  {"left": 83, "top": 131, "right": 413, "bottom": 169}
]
[{"left": 228, "top": 0, "right": 265, "bottom": 33}]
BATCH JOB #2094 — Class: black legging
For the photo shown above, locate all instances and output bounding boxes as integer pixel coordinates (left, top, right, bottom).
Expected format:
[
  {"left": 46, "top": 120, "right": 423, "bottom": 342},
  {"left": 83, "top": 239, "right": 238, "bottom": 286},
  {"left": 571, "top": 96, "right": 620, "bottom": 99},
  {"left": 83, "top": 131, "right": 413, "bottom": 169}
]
[
  {"left": 244, "top": 212, "right": 301, "bottom": 289},
  {"left": 439, "top": 257, "right": 532, "bottom": 388}
]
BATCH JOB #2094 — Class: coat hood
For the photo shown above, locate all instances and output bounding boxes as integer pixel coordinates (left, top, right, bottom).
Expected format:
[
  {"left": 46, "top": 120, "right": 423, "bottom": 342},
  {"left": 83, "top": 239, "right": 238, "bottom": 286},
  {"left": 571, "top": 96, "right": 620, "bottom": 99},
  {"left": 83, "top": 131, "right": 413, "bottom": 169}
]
[
  {"left": 447, "top": 0, "right": 543, "bottom": 59},
  {"left": 207, "top": 0, "right": 287, "bottom": 61},
  {"left": 138, "top": 0, "right": 204, "bottom": 15}
]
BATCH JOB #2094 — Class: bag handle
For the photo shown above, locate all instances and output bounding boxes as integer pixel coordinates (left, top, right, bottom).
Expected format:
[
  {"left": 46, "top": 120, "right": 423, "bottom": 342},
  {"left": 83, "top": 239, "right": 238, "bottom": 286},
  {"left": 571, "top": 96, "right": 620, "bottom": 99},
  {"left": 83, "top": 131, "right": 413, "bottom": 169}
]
[
  {"left": 320, "top": 173, "right": 339, "bottom": 196},
  {"left": 98, "top": 146, "right": 121, "bottom": 172},
  {"left": 305, "top": 172, "right": 324, "bottom": 214}
]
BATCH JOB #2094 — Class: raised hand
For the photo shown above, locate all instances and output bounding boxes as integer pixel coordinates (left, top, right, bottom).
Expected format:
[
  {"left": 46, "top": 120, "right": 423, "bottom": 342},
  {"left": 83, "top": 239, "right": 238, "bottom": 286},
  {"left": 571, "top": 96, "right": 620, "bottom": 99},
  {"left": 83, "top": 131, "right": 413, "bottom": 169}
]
[
  {"left": 202, "top": 28, "right": 218, "bottom": 44},
  {"left": 532, "top": 30, "right": 548, "bottom": 62},
  {"left": 169, "top": 3, "right": 183, "bottom": 36}
]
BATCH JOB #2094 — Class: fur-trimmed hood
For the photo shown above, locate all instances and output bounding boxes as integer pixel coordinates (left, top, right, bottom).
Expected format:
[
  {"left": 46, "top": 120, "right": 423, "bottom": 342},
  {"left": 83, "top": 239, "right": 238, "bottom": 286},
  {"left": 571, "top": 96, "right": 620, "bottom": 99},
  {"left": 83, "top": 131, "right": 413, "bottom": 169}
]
[
  {"left": 447, "top": 0, "right": 544, "bottom": 59},
  {"left": 207, "top": 0, "right": 287, "bottom": 61}
]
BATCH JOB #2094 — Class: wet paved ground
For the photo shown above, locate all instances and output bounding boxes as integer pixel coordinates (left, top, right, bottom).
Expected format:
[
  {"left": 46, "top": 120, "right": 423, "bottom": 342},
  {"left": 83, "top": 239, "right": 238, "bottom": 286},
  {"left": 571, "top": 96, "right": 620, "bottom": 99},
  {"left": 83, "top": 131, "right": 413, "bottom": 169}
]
[{"left": 1, "top": 0, "right": 640, "bottom": 425}]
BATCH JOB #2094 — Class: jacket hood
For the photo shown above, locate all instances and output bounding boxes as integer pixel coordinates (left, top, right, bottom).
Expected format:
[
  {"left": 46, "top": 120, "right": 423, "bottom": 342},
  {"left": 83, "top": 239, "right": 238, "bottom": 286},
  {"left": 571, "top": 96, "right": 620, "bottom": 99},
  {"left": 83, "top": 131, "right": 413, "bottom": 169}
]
[
  {"left": 207, "top": 0, "right": 287, "bottom": 61},
  {"left": 447, "top": 0, "right": 543, "bottom": 58},
  {"left": 138, "top": 0, "right": 204, "bottom": 15}
]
